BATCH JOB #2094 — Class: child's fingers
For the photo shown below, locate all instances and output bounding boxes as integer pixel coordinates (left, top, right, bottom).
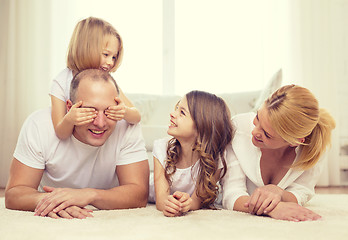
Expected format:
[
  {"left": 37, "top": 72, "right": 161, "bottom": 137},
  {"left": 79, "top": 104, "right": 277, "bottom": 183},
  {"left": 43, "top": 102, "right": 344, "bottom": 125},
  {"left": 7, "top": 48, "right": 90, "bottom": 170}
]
[
  {"left": 75, "top": 118, "right": 95, "bottom": 126},
  {"left": 114, "top": 97, "right": 123, "bottom": 105},
  {"left": 71, "top": 101, "right": 83, "bottom": 109},
  {"left": 166, "top": 196, "right": 182, "bottom": 210}
]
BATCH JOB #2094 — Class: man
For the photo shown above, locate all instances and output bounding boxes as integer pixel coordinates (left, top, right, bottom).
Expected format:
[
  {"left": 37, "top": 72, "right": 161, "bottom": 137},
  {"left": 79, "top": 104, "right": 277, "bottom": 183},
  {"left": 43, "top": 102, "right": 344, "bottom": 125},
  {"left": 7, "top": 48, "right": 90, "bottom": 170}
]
[{"left": 5, "top": 69, "right": 149, "bottom": 219}]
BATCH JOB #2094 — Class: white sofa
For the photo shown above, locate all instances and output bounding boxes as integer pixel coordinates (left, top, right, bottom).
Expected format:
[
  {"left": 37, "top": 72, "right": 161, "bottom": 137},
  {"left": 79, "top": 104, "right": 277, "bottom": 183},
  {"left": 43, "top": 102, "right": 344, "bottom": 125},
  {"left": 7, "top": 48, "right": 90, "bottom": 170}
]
[{"left": 128, "top": 70, "right": 282, "bottom": 171}]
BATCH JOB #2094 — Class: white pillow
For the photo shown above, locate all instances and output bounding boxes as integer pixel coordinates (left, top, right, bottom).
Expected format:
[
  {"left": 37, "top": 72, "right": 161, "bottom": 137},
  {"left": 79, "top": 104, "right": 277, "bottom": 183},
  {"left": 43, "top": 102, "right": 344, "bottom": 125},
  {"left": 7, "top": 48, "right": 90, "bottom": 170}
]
[{"left": 252, "top": 69, "right": 282, "bottom": 111}]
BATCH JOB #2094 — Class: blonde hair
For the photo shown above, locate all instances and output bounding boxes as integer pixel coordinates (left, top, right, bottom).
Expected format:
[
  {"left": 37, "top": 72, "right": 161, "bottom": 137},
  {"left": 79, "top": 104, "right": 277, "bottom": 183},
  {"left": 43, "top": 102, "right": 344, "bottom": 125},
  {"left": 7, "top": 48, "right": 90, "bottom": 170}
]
[
  {"left": 264, "top": 84, "right": 336, "bottom": 170},
  {"left": 67, "top": 17, "right": 123, "bottom": 73},
  {"left": 165, "top": 91, "right": 234, "bottom": 208}
]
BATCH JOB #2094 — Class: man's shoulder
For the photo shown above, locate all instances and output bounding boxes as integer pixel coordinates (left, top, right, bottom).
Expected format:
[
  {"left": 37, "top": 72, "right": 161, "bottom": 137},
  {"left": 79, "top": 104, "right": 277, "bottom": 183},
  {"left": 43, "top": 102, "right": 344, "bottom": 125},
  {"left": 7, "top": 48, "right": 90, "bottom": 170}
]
[
  {"left": 106, "top": 120, "right": 145, "bottom": 146},
  {"left": 25, "top": 108, "right": 52, "bottom": 124},
  {"left": 22, "top": 108, "right": 54, "bottom": 134}
]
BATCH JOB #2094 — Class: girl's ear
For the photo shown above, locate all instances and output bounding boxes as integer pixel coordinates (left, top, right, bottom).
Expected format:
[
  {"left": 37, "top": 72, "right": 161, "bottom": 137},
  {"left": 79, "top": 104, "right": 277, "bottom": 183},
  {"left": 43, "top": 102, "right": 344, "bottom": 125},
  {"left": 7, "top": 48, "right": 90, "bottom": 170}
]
[{"left": 66, "top": 100, "right": 73, "bottom": 112}]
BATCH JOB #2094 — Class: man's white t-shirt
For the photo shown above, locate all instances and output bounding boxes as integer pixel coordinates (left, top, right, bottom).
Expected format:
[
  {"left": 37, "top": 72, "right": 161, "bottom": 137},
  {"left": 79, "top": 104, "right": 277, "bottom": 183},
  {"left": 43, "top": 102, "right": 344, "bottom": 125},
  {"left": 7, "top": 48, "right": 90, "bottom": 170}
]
[{"left": 14, "top": 108, "right": 148, "bottom": 191}]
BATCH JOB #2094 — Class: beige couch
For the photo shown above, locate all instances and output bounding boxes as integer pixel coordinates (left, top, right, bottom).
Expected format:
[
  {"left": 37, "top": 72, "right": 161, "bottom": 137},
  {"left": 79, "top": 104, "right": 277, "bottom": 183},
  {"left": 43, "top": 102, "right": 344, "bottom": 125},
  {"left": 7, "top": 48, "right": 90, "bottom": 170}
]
[{"left": 128, "top": 69, "right": 282, "bottom": 171}]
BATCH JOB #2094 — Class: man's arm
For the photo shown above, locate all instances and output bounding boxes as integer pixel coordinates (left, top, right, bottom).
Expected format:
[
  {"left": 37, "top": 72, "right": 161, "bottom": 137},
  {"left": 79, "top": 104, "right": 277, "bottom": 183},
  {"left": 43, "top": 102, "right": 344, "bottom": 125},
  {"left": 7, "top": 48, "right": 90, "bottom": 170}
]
[
  {"left": 35, "top": 160, "right": 149, "bottom": 215},
  {"left": 5, "top": 158, "right": 46, "bottom": 211},
  {"left": 91, "top": 160, "right": 149, "bottom": 209}
]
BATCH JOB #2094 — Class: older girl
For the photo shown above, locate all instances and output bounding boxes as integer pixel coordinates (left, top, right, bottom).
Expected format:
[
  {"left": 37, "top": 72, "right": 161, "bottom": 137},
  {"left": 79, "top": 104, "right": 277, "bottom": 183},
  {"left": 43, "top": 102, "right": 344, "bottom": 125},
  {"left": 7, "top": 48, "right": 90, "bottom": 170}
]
[{"left": 149, "top": 90, "right": 234, "bottom": 217}]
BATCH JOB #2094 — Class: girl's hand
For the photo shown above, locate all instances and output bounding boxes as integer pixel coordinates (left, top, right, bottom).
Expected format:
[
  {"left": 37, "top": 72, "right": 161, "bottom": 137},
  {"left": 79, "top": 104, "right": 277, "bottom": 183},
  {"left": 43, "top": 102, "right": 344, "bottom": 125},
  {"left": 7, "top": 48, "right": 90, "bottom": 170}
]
[
  {"left": 173, "top": 191, "right": 193, "bottom": 213},
  {"left": 267, "top": 202, "right": 321, "bottom": 222},
  {"left": 245, "top": 184, "right": 283, "bottom": 215},
  {"left": 66, "top": 101, "right": 97, "bottom": 126},
  {"left": 105, "top": 97, "right": 126, "bottom": 121},
  {"left": 163, "top": 194, "right": 182, "bottom": 217}
]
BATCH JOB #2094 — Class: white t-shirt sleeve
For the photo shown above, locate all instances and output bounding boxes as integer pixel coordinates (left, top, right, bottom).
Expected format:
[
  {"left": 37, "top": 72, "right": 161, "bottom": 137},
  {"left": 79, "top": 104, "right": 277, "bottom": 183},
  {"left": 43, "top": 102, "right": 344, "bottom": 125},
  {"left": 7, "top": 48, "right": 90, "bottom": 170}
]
[
  {"left": 116, "top": 122, "right": 148, "bottom": 165},
  {"left": 221, "top": 144, "right": 249, "bottom": 210},
  {"left": 152, "top": 138, "right": 170, "bottom": 167},
  {"left": 13, "top": 109, "right": 49, "bottom": 169},
  {"left": 49, "top": 68, "right": 73, "bottom": 102}
]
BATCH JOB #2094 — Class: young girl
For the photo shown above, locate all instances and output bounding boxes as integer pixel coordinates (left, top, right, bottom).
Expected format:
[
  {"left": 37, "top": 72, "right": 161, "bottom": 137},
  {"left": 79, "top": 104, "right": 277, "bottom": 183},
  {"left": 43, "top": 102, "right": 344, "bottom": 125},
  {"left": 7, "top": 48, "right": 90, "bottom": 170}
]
[
  {"left": 222, "top": 85, "right": 336, "bottom": 221},
  {"left": 149, "top": 90, "right": 234, "bottom": 217},
  {"left": 50, "top": 17, "right": 141, "bottom": 140}
]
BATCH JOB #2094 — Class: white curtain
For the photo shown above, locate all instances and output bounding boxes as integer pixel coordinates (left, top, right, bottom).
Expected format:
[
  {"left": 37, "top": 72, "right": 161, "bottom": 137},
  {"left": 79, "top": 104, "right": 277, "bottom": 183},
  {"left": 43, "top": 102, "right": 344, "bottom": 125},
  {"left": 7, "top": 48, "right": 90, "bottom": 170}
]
[
  {"left": 285, "top": 0, "right": 346, "bottom": 186},
  {"left": 0, "top": 0, "right": 51, "bottom": 187},
  {"left": 0, "top": 0, "right": 345, "bottom": 187}
]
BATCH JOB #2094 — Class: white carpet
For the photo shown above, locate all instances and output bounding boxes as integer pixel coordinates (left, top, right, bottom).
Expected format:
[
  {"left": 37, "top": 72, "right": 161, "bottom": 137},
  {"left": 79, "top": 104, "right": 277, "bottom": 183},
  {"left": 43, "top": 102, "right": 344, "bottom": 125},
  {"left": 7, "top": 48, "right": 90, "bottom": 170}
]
[{"left": 0, "top": 194, "right": 348, "bottom": 240}]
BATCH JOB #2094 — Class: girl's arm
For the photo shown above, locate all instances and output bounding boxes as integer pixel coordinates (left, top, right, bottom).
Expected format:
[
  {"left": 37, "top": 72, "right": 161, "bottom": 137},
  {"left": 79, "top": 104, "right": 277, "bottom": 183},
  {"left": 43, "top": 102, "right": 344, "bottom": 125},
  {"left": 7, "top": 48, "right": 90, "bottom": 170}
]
[
  {"left": 51, "top": 96, "right": 74, "bottom": 140},
  {"left": 176, "top": 168, "right": 225, "bottom": 212},
  {"left": 51, "top": 96, "right": 96, "bottom": 140},
  {"left": 118, "top": 88, "right": 141, "bottom": 124},
  {"left": 153, "top": 156, "right": 171, "bottom": 211},
  {"left": 153, "top": 157, "right": 182, "bottom": 216}
]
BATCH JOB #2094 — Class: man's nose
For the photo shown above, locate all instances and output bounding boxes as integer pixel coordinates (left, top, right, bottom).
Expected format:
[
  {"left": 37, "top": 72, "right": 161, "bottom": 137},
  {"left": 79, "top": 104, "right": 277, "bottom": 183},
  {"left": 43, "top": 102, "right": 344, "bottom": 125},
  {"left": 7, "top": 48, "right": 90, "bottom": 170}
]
[{"left": 93, "top": 112, "right": 106, "bottom": 128}]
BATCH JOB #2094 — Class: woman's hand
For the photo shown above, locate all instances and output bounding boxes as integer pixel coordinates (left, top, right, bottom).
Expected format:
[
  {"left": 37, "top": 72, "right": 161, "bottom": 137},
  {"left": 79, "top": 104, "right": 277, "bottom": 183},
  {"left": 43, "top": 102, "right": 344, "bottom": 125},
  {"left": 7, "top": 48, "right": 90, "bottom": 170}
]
[
  {"left": 245, "top": 184, "right": 283, "bottom": 215},
  {"left": 266, "top": 201, "right": 321, "bottom": 222}
]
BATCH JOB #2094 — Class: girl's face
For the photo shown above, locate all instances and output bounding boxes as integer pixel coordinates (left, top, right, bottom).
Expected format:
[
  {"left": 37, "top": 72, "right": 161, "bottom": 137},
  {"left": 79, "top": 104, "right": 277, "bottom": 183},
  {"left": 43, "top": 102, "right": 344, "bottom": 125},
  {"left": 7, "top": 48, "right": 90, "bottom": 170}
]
[
  {"left": 251, "top": 106, "right": 290, "bottom": 150},
  {"left": 100, "top": 35, "right": 119, "bottom": 72},
  {"left": 167, "top": 97, "right": 197, "bottom": 143}
]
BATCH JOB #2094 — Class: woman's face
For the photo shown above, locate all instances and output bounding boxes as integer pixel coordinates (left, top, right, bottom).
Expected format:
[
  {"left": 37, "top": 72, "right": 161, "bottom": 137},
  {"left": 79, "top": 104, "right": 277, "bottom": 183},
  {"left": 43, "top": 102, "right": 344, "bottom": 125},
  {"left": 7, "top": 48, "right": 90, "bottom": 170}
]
[{"left": 251, "top": 106, "right": 290, "bottom": 150}]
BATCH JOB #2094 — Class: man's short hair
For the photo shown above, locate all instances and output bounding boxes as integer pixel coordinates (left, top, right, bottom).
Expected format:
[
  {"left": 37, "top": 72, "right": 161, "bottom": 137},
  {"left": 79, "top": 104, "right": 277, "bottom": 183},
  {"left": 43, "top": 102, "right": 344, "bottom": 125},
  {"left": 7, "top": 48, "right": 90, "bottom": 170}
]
[{"left": 70, "top": 69, "right": 120, "bottom": 103}]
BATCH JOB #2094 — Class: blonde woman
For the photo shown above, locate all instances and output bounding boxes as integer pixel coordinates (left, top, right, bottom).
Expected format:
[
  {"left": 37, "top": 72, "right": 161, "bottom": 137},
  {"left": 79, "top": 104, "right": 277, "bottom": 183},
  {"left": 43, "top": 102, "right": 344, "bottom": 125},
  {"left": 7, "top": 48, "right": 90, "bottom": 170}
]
[
  {"left": 222, "top": 84, "right": 336, "bottom": 221},
  {"left": 50, "top": 17, "right": 140, "bottom": 140},
  {"left": 149, "top": 90, "right": 234, "bottom": 217}
]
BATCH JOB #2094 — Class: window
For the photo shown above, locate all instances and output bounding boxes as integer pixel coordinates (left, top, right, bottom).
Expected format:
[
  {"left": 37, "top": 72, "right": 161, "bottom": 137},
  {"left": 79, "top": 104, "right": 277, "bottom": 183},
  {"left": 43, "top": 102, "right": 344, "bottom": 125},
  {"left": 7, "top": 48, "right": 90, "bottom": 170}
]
[{"left": 50, "top": 0, "right": 285, "bottom": 95}]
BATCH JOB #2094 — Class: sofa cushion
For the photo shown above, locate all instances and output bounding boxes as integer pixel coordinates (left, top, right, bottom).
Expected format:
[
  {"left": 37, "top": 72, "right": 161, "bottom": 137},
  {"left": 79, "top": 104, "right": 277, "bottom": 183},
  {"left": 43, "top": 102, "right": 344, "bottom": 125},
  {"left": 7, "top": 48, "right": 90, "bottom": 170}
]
[{"left": 252, "top": 69, "right": 282, "bottom": 111}]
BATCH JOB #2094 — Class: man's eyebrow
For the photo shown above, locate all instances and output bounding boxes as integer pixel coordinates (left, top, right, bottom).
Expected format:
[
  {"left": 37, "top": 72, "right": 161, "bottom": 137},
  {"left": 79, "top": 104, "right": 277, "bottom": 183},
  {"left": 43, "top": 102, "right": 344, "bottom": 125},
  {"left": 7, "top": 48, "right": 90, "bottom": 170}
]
[{"left": 80, "top": 106, "right": 97, "bottom": 110}]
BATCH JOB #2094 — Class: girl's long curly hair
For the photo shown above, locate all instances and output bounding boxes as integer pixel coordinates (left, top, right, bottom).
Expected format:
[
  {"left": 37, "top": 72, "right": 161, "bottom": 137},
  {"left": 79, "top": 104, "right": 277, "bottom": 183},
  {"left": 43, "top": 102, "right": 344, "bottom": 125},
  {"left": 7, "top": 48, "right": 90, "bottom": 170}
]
[{"left": 164, "top": 90, "right": 234, "bottom": 208}]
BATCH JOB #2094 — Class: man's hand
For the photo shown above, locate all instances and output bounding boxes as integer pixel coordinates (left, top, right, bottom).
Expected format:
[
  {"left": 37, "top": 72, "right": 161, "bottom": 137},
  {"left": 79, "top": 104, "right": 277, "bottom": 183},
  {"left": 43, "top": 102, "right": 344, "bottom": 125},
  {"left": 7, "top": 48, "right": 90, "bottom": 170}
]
[
  {"left": 105, "top": 97, "right": 126, "bottom": 121},
  {"left": 47, "top": 206, "right": 93, "bottom": 219},
  {"left": 66, "top": 101, "right": 97, "bottom": 126},
  {"left": 34, "top": 186, "right": 96, "bottom": 217}
]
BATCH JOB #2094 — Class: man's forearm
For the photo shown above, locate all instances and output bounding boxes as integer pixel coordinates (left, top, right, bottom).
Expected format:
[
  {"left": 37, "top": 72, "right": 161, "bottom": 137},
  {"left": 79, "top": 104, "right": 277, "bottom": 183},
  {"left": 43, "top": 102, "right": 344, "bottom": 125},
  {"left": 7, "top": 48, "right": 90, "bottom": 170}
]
[
  {"left": 90, "top": 183, "right": 148, "bottom": 210},
  {"left": 5, "top": 186, "right": 47, "bottom": 211}
]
